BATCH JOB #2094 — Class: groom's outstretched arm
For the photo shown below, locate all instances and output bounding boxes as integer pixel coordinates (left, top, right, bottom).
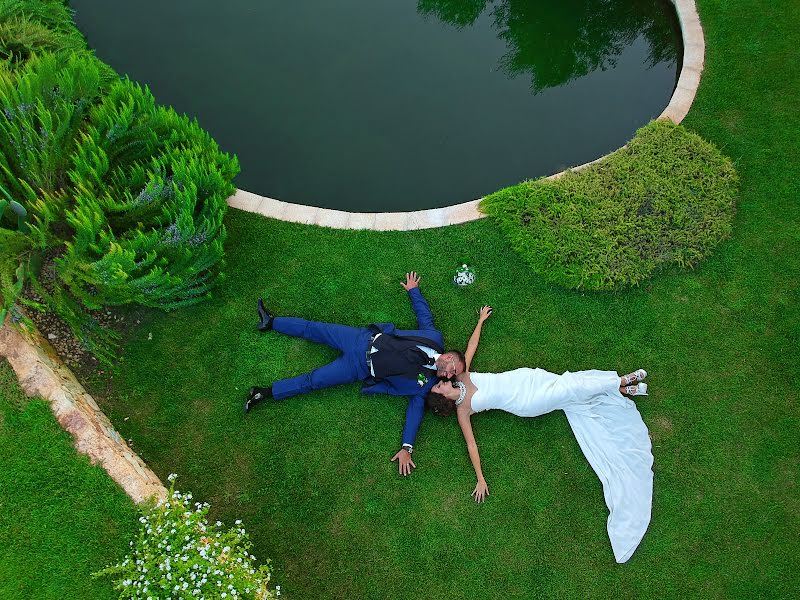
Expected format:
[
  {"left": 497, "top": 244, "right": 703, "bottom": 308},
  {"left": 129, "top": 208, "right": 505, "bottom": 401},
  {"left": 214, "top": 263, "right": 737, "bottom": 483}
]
[
  {"left": 401, "top": 392, "right": 424, "bottom": 448},
  {"left": 401, "top": 271, "right": 435, "bottom": 331},
  {"left": 391, "top": 391, "right": 425, "bottom": 476}
]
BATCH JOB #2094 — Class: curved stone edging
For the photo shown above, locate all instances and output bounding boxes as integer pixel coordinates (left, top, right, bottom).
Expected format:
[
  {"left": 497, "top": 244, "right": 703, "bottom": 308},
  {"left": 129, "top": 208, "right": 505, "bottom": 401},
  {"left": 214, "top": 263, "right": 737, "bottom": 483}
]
[
  {"left": 228, "top": 0, "right": 705, "bottom": 231},
  {"left": 0, "top": 316, "right": 167, "bottom": 505}
]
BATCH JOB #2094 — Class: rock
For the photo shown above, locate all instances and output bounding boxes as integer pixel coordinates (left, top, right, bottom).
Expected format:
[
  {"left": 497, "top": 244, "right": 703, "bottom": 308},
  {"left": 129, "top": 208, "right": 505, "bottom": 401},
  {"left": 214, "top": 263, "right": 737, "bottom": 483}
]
[
  {"left": 47, "top": 333, "right": 57, "bottom": 340},
  {"left": 0, "top": 318, "right": 166, "bottom": 504}
]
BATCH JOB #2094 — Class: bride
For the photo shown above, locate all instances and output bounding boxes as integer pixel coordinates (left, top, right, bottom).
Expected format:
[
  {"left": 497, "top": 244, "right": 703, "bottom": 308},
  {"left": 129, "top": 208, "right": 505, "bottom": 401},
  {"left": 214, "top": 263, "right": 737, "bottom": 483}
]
[{"left": 427, "top": 306, "right": 654, "bottom": 563}]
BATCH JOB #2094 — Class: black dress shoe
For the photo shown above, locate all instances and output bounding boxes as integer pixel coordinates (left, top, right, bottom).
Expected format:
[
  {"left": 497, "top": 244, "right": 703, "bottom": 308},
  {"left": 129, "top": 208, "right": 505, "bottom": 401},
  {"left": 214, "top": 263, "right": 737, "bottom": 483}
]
[
  {"left": 257, "top": 298, "right": 273, "bottom": 331},
  {"left": 244, "top": 386, "right": 273, "bottom": 413}
]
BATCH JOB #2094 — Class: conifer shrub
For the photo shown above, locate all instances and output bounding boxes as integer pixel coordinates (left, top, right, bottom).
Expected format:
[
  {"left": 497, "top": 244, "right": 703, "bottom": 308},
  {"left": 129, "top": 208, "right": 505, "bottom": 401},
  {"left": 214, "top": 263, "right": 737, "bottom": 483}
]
[
  {"left": 0, "top": 53, "right": 238, "bottom": 361},
  {"left": 480, "top": 120, "right": 738, "bottom": 290},
  {"left": 0, "top": 0, "right": 90, "bottom": 73}
]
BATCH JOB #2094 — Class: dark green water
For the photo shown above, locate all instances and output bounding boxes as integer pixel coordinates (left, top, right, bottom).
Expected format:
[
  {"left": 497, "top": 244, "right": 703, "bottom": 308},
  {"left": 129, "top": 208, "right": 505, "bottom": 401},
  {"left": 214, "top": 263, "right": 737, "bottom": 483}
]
[{"left": 71, "top": 0, "right": 681, "bottom": 212}]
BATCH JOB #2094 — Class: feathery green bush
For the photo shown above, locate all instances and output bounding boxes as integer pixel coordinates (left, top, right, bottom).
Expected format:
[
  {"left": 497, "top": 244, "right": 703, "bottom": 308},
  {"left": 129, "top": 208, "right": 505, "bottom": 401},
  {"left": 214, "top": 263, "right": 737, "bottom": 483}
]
[
  {"left": 0, "top": 0, "right": 90, "bottom": 74},
  {"left": 0, "top": 52, "right": 238, "bottom": 361},
  {"left": 480, "top": 120, "right": 738, "bottom": 290}
]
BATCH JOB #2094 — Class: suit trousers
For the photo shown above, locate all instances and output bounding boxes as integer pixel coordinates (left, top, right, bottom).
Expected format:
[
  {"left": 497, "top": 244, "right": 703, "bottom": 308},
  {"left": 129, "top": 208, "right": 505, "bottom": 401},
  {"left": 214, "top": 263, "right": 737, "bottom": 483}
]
[{"left": 270, "top": 317, "right": 373, "bottom": 400}]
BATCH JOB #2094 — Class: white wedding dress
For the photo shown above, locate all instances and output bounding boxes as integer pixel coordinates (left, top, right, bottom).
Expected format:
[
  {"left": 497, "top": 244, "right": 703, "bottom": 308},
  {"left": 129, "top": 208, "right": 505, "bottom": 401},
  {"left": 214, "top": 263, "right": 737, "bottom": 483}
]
[{"left": 470, "top": 368, "right": 653, "bottom": 563}]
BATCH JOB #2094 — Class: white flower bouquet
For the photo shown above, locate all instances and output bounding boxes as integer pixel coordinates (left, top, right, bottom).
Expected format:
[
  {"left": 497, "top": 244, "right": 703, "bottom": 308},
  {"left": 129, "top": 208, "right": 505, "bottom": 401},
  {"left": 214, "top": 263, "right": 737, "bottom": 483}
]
[{"left": 453, "top": 264, "right": 476, "bottom": 287}]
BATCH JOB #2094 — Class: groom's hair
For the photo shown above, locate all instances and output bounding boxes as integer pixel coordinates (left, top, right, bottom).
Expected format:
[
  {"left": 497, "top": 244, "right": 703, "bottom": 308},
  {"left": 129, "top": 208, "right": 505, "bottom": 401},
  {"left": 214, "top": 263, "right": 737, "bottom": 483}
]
[{"left": 426, "top": 390, "right": 455, "bottom": 417}]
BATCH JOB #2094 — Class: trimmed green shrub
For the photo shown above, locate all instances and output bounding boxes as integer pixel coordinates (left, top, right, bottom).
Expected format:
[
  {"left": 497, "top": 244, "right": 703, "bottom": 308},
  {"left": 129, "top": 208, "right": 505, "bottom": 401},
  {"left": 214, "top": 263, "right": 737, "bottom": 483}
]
[
  {"left": 95, "top": 475, "right": 277, "bottom": 599},
  {"left": 0, "top": 52, "right": 238, "bottom": 361},
  {"left": 480, "top": 120, "right": 738, "bottom": 290}
]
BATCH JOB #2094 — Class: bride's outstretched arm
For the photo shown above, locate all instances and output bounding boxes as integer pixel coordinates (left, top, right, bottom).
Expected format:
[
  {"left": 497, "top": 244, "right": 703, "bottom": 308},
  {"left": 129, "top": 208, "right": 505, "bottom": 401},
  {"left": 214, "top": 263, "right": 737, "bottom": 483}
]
[
  {"left": 464, "top": 305, "right": 493, "bottom": 371},
  {"left": 457, "top": 408, "right": 489, "bottom": 502}
]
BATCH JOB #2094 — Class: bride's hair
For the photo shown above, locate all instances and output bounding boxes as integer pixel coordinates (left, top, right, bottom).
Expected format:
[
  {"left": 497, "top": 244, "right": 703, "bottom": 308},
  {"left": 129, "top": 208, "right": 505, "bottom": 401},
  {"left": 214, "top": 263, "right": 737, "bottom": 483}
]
[{"left": 426, "top": 390, "right": 455, "bottom": 416}]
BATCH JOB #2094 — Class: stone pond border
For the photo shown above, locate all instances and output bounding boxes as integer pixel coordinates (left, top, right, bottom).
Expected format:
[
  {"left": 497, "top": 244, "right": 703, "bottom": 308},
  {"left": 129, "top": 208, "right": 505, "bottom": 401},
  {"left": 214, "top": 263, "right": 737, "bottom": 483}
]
[
  {"left": 0, "top": 0, "right": 703, "bottom": 507},
  {"left": 0, "top": 315, "right": 167, "bottom": 504},
  {"left": 228, "top": 0, "right": 705, "bottom": 231}
]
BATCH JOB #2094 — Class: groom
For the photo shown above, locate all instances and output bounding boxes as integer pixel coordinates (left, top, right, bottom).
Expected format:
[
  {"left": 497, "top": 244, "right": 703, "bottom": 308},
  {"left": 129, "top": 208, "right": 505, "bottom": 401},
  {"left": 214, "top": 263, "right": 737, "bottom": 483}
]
[{"left": 246, "top": 272, "right": 465, "bottom": 476}]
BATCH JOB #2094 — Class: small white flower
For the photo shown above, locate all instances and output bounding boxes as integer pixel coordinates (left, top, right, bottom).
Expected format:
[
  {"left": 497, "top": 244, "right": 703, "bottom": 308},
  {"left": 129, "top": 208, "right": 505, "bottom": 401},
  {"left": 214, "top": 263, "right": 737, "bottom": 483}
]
[{"left": 168, "top": 473, "right": 178, "bottom": 482}]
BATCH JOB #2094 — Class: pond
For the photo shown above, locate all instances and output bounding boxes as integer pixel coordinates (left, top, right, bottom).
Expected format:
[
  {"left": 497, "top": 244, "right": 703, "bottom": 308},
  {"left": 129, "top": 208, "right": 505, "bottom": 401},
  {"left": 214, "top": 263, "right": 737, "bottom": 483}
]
[{"left": 71, "top": 0, "right": 681, "bottom": 212}]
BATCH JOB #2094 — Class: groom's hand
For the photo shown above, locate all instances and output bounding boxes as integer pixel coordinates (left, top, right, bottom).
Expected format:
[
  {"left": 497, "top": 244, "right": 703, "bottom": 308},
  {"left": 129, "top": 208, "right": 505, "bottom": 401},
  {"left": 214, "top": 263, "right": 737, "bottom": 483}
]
[
  {"left": 391, "top": 448, "right": 417, "bottom": 476},
  {"left": 401, "top": 271, "right": 420, "bottom": 291}
]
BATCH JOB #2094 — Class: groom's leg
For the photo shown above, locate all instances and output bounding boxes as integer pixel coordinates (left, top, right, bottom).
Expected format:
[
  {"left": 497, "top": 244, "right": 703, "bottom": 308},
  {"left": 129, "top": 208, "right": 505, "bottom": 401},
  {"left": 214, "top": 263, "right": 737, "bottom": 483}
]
[
  {"left": 272, "top": 317, "right": 366, "bottom": 353},
  {"left": 272, "top": 355, "right": 363, "bottom": 400}
]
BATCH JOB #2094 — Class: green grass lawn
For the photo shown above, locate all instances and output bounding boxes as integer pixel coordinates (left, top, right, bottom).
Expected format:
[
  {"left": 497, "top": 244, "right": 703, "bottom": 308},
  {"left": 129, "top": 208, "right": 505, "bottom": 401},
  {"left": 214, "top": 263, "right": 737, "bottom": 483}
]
[
  {"left": 0, "top": 360, "right": 138, "bottom": 600},
  {"left": 3, "top": 0, "right": 799, "bottom": 597}
]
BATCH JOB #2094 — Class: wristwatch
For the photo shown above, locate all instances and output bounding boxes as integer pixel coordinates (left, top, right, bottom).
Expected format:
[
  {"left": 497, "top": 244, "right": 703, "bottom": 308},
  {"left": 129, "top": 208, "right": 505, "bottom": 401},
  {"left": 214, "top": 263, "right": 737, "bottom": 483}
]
[{"left": 402, "top": 444, "right": 413, "bottom": 455}]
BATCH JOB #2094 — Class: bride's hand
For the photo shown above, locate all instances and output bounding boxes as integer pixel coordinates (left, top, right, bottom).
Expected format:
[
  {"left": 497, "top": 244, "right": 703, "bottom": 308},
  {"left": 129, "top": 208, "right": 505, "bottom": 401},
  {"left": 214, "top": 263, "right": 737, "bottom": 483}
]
[
  {"left": 472, "top": 480, "right": 489, "bottom": 503},
  {"left": 478, "top": 305, "right": 493, "bottom": 322}
]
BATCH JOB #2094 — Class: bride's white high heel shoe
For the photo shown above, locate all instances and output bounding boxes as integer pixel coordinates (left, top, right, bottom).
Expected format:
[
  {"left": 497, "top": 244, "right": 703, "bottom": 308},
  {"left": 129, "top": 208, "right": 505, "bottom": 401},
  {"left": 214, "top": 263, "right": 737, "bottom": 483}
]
[
  {"left": 621, "top": 369, "right": 647, "bottom": 385},
  {"left": 623, "top": 383, "right": 648, "bottom": 396}
]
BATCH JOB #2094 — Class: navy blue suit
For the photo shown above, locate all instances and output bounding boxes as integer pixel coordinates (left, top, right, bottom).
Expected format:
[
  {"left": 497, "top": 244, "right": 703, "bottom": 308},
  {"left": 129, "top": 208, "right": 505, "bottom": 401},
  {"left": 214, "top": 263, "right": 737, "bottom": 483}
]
[{"left": 271, "top": 287, "right": 444, "bottom": 446}]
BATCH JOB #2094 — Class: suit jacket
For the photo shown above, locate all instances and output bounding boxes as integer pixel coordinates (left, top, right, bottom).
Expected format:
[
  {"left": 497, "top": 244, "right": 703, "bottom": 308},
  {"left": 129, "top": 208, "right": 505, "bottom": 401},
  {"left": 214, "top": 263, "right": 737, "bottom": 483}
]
[{"left": 361, "top": 287, "right": 444, "bottom": 446}]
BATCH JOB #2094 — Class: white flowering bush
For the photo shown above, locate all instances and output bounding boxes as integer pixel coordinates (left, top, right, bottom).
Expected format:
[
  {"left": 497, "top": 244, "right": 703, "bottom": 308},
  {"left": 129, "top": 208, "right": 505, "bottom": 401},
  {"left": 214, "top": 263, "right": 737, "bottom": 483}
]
[
  {"left": 453, "top": 264, "right": 476, "bottom": 287},
  {"left": 95, "top": 474, "right": 278, "bottom": 599}
]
